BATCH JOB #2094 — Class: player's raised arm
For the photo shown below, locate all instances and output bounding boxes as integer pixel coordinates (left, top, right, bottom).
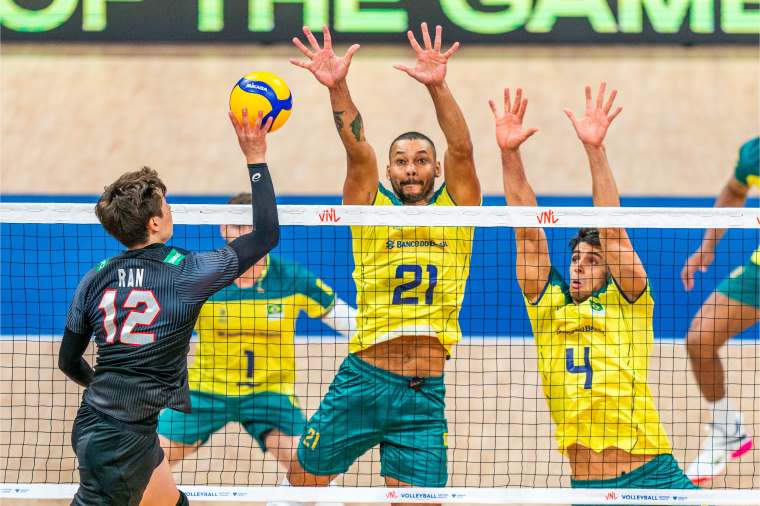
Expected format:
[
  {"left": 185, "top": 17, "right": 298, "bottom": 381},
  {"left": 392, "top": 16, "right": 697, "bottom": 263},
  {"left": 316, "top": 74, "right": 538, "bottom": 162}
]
[
  {"left": 177, "top": 109, "right": 280, "bottom": 303},
  {"left": 564, "top": 83, "right": 646, "bottom": 301},
  {"left": 395, "top": 23, "right": 480, "bottom": 205},
  {"left": 490, "top": 87, "right": 548, "bottom": 301},
  {"left": 681, "top": 177, "right": 750, "bottom": 291},
  {"left": 290, "top": 26, "right": 378, "bottom": 204}
]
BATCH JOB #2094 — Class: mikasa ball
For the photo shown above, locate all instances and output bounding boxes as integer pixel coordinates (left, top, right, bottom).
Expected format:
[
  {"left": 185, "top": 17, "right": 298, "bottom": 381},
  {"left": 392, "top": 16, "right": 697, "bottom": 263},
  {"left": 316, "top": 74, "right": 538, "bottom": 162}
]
[{"left": 229, "top": 72, "right": 293, "bottom": 132}]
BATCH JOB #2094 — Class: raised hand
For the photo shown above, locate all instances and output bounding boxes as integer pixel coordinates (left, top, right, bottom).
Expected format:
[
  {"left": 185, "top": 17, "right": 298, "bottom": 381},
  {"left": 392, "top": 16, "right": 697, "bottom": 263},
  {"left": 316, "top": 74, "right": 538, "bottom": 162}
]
[
  {"left": 393, "top": 22, "right": 459, "bottom": 86},
  {"left": 229, "top": 108, "right": 273, "bottom": 165},
  {"left": 290, "top": 26, "right": 359, "bottom": 89},
  {"left": 489, "top": 88, "right": 539, "bottom": 152},
  {"left": 564, "top": 82, "right": 622, "bottom": 147}
]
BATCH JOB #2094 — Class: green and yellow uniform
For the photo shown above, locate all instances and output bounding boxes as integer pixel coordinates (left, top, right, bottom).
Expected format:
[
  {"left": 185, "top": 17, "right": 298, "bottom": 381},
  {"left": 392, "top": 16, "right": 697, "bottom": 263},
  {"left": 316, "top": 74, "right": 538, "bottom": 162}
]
[
  {"left": 349, "top": 184, "right": 474, "bottom": 354},
  {"left": 298, "top": 183, "right": 474, "bottom": 487},
  {"left": 717, "top": 137, "right": 759, "bottom": 308},
  {"left": 526, "top": 268, "right": 671, "bottom": 456},
  {"left": 158, "top": 254, "right": 335, "bottom": 450},
  {"left": 525, "top": 269, "right": 696, "bottom": 491}
]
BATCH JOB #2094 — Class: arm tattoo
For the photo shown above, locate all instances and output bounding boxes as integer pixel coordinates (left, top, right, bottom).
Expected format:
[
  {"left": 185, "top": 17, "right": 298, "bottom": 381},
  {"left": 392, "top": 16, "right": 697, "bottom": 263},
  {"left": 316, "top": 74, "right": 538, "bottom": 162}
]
[
  {"left": 350, "top": 112, "right": 364, "bottom": 142},
  {"left": 333, "top": 111, "right": 344, "bottom": 131}
]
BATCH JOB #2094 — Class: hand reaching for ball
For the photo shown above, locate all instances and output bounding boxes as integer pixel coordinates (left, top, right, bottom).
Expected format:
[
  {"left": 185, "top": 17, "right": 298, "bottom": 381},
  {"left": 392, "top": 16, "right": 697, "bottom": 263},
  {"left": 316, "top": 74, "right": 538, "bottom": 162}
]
[{"left": 229, "top": 108, "right": 273, "bottom": 165}]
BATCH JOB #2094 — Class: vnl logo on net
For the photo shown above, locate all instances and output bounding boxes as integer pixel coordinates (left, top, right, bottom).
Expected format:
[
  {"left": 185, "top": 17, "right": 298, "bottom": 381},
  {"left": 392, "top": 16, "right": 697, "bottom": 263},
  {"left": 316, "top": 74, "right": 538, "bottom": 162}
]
[{"left": 602, "top": 491, "right": 688, "bottom": 503}]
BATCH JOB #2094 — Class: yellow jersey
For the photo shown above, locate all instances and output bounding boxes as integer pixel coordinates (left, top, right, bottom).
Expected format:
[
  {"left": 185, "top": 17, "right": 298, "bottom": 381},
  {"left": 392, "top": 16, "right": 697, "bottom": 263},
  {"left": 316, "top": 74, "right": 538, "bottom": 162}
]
[
  {"left": 189, "top": 254, "right": 335, "bottom": 396},
  {"left": 349, "top": 183, "right": 474, "bottom": 355},
  {"left": 524, "top": 268, "right": 672, "bottom": 456}
]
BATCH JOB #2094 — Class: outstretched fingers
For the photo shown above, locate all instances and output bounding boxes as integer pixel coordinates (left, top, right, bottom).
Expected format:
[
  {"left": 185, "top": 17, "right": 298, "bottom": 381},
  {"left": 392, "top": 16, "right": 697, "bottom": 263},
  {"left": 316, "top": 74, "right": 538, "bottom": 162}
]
[
  {"left": 596, "top": 82, "right": 606, "bottom": 109},
  {"left": 252, "top": 109, "right": 264, "bottom": 130},
  {"left": 288, "top": 57, "right": 311, "bottom": 69},
  {"left": 321, "top": 25, "right": 332, "bottom": 50},
  {"left": 406, "top": 30, "right": 424, "bottom": 53},
  {"left": 512, "top": 88, "right": 523, "bottom": 116},
  {"left": 303, "top": 26, "right": 321, "bottom": 52},
  {"left": 344, "top": 43, "right": 361, "bottom": 63},
  {"left": 433, "top": 24, "right": 442, "bottom": 52},
  {"left": 608, "top": 106, "right": 623, "bottom": 123},
  {"left": 421, "top": 22, "right": 433, "bottom": 49},
  {"left": 292, "top": 37, "right": 314, "bottom": 59},
  {"left": 518, "top": 97, "right": 529, "bottom": 119},
  {"left": 488, "top": 99, "right": 500, "bottom": 119},
  {"left": 261, "top": 115, "right": 274, "bottom": 133},
  {"left": 504, "top": 88, "right": 511, "bottom": 115},
  {"left": 604, "top": 89, "right": 618, "bottom": 114},
  {"left": 228, "top": 111, "right": 243, "bottom": 134},
  {"left": 442, "top": 41, "right": 460, "bottom": 59},
  {"left": 563, "top": 108, "right": 578, "bottom": 126},
  {"left": 393, "top": 63, "right": 413, "bottom": 76}
]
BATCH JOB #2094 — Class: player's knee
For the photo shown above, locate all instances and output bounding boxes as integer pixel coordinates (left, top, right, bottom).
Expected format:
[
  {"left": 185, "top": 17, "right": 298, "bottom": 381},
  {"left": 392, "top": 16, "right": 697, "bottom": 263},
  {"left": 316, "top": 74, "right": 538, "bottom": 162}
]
[
  {"left": 686, "top": 329, "right": 717, "bottom": 360},
  {"left": 175, "top": 490, "right": 188, "bottom": 506}
]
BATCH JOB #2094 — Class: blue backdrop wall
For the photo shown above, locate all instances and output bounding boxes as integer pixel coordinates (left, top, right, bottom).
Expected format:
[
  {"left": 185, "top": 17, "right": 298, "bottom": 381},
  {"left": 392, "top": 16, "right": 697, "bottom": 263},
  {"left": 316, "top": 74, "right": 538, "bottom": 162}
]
[{"left": 2, "top": 195, "right": 758, "bottom": 342}]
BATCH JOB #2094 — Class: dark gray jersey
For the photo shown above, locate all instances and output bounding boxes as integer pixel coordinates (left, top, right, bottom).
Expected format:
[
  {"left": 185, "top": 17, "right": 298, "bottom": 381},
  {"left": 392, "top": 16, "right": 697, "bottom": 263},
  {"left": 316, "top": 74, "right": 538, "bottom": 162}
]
[{"left": 66, "top": 243, "right": 239, "bottom": 423}]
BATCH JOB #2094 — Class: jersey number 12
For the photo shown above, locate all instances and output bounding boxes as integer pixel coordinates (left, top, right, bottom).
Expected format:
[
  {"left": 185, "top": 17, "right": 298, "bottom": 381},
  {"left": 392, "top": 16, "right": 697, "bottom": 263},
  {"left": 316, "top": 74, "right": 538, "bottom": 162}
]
[{"left": 97, "top": 289, "right": 160, "bottom": 346}]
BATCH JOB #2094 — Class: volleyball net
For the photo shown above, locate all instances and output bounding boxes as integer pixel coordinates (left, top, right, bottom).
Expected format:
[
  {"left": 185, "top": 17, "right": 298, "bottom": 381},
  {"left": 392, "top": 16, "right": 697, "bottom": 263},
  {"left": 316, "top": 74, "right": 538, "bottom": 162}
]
[{"left": 0, "top": 202, "right": 758, "bottom": 504}]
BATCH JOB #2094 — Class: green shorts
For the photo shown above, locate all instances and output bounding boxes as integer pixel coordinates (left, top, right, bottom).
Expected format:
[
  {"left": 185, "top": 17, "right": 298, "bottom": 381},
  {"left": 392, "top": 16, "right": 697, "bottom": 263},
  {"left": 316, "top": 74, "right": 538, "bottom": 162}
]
[
  {"left": 157, "top": 390, "right": 306, "bottom": 451},
  {"left": 717, "top": 258, "right": 760, "bottom": 308},
  {"left": 297, "top": 354, "right": 448, "bottom": 487},
  {"left": 571, "top": 454, "right": 697, "bottom": 505}
]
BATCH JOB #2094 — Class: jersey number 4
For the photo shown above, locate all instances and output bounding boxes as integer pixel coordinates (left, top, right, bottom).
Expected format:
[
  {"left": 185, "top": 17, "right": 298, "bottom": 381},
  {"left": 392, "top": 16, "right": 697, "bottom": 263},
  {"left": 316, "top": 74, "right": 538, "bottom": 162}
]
[
  {"left": 97, "top": 289, "right": 160, "bottom": 346},
  {"left": 565, "top": 347, "right": 593, "bottom": 389}
]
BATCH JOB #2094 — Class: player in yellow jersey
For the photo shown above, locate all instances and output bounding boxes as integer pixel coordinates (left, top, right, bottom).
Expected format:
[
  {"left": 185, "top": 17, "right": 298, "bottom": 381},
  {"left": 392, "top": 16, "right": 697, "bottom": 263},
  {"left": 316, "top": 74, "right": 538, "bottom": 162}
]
[
  {"left": 287, "top": 23, "right": 480, "bottom": 490},
  {"left": 681, "top": 137, "right": 758, "bottom": 483},
  {"left": 156, "top": 193, "right": 356, "bottom": 492},
  {"left": 491, "top": 84, "right": 696, "bottom": 491}
]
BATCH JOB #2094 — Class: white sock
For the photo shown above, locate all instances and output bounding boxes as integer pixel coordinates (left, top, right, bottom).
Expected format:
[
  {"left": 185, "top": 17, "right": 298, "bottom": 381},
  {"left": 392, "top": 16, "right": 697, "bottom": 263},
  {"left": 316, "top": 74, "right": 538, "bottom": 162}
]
[
  {"left": 280, "top": 476, "right": 290, "bottom": 487},
  {"left": 709, "top": 397, "right": 741, "bottom": 434}
]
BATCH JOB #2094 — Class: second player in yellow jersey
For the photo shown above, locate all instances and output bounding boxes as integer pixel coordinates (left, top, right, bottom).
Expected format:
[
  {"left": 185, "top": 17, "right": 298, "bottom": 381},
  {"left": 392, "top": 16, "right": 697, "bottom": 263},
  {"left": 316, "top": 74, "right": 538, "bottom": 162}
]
[{"left": 493, "top": 83, "right": 696, "bottom": 490}]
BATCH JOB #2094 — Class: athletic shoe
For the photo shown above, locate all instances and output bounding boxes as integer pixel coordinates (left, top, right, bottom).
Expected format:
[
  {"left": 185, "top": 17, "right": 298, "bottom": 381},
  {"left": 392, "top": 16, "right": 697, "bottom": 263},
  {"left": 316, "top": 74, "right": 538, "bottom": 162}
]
[{"left": 687, "top": 420, "right": 753, "bottom": 485}]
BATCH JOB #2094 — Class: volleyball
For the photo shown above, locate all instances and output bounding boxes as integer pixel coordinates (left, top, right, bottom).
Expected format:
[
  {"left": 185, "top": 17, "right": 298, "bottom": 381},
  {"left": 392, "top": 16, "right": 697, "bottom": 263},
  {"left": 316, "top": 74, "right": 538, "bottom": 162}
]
[{"left": 229, "top": 71, "right": 293, "bottom": 132}]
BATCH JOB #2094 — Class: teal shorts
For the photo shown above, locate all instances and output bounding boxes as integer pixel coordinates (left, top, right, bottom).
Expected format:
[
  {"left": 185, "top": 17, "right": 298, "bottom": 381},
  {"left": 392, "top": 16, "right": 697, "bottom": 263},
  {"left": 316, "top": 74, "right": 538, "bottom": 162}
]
[
  {"left": 717, "top": 258, "right": 759, "bottom": 308},
  {"left": 572, "top": 454, "right": 697, "bottom": 505},
  {"left": 297, "top": 354, "right": 448, "bottom": 487},
  {"left": 157, "top": 390, "right": 306, "bottom": 452}
]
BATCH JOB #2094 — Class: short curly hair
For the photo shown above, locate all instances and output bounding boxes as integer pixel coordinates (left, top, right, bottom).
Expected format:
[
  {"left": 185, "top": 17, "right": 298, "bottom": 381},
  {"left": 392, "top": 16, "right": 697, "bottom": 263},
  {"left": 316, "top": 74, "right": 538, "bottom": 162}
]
[
  {"left": 95, "top": 167, "right": 167, "bottom": 248},
  {"left": 568, "top": 227, "right": 601, "bottom": 252}
]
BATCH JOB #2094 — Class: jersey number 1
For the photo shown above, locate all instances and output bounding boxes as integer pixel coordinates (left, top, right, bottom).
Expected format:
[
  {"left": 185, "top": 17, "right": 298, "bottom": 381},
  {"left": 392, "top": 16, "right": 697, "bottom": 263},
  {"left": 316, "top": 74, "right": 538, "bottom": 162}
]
[{"left": 97, "top": 289, "right": 160, "bottom": 346}]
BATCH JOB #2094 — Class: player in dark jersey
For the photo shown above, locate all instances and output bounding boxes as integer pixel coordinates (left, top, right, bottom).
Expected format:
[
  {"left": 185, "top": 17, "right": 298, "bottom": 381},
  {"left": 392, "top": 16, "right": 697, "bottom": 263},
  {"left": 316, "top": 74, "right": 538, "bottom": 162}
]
[{"left": 58, "top": 109, "right": 279, "bottom": 506}]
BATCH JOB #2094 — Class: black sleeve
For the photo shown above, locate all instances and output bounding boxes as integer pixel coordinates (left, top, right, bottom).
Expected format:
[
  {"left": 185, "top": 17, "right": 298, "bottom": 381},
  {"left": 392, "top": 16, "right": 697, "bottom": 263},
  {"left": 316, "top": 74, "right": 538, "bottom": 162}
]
[
  {"left": 228, "top": 163, "right": 280, "bottom": 276},
  {"left": 58, "top": 328, "right": 94, "bottom": 388}
]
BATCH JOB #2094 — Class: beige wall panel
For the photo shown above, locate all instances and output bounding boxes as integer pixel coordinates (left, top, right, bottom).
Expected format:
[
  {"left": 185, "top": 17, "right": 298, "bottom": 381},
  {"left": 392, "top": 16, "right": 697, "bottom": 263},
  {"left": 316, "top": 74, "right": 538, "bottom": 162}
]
[
  {"left": 2, "top": 340, "right": 759, "bottom": 492},
  {"left": 1, "top": 45, "right": 757, "bottom": 196}
]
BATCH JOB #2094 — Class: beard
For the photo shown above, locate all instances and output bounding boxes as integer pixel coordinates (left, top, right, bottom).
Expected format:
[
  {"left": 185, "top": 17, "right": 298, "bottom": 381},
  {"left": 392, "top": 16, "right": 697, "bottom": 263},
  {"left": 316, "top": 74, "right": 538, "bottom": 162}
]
[{"left": 390, "top": 176, "right": 435, "bottom": 204}]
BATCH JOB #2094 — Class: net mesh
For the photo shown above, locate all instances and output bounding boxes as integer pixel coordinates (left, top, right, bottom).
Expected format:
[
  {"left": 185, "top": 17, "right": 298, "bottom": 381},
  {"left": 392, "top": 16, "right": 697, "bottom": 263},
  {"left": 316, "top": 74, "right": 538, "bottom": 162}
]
[{"left": 0, "top": 203, "right": 758, "bottom": 503}]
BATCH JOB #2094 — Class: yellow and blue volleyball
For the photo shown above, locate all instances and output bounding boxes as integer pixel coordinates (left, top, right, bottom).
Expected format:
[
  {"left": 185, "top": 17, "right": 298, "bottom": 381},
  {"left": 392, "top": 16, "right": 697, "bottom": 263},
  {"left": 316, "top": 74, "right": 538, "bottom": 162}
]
[{"left": 229, "top": 71, "right": 293, "bottom": 132}]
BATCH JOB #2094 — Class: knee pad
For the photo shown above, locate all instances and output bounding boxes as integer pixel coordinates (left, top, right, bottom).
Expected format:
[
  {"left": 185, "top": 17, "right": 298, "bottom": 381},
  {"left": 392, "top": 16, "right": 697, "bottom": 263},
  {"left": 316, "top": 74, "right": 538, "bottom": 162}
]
[{"left": 176, "top": 490, "right": 189, "bottom": 506}]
